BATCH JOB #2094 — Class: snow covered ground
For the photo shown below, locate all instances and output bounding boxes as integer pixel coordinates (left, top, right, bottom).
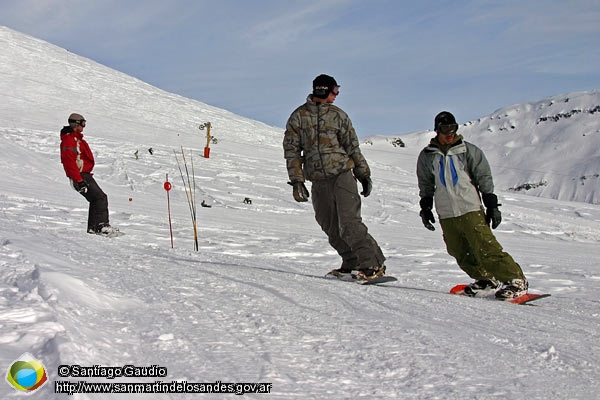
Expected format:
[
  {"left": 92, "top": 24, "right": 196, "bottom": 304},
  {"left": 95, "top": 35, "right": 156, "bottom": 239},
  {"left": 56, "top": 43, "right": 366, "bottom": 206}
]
[{"left": 1, "top": 26, "right": 600, "bottom": 399}]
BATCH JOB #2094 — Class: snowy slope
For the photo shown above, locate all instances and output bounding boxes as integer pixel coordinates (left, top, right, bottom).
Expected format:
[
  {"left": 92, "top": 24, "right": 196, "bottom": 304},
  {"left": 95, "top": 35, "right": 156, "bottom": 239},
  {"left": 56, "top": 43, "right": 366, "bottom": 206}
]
[{"left": 1, "top": 26, "right": 600, "bottom": 399}]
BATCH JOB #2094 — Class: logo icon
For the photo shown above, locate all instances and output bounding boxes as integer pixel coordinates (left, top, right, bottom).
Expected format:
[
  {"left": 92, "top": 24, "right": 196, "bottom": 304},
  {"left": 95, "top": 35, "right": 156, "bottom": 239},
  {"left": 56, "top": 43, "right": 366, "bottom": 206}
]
[{"left": 5, "top": 353, "right": 48, "bottom": 393}]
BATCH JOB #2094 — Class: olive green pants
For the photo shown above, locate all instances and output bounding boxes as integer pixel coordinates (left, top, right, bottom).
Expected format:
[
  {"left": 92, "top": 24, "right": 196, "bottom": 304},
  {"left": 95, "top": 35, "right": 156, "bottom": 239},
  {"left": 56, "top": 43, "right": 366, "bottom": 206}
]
[
  {"left": 439, "top": 210, "right": 525, "bottom": 282},
  {"left": 311, "top": 170, "right": 385, "bottom": 270}
]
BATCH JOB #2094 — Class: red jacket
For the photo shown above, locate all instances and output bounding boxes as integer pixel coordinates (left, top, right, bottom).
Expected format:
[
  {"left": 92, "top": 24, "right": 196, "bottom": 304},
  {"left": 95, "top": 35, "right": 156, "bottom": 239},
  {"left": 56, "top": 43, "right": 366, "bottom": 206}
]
[{"left": 60, "top": 126, "right": 95, "bottom": 183}]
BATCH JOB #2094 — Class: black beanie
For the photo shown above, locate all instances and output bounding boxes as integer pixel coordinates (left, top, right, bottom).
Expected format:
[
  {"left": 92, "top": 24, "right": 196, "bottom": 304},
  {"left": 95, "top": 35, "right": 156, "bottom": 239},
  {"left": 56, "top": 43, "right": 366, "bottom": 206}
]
[
  {"left": 312, "top": 74, "right": 338, "bottom": 99},
  {"left": 434, "top": 111, "right": 457, "bottom": 131}
]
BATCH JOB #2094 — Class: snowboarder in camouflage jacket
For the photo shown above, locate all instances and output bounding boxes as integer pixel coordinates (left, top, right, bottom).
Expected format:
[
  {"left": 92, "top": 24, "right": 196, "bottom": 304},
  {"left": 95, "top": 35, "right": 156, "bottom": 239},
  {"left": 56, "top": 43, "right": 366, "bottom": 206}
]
[{"left": 283, "top": 74, "right": 385, "bottom": 279}]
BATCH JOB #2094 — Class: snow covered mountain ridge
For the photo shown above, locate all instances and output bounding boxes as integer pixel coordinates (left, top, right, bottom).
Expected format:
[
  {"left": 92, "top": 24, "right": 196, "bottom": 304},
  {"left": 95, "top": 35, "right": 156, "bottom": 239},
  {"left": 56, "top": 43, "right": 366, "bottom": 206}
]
[
  {"left": 452, "top": 90, "right": 600, "bottom": 204},
  {"left": 367, "top": 89, "right": 600, "bottom": 204}
]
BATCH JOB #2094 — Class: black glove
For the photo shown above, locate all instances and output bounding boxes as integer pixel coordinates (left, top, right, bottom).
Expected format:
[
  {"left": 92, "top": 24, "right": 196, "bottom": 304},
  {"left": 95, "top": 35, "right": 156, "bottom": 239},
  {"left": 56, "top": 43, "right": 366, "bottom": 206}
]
[
  {"left": 289, "top": 181, "right": 309, "bottom": 202},
  {"left": 419, "top": 196, "right": 436, "bottom": 231},
  {"left": 419, "top": 209, "right": 436, "bottom": 231},
  {"left": 359, "top": 177, "right": 372, "bottom": 197},
  {"left": 486, "top": 207, "right": 502, "bottom": 229},
  {"left": 482, "top": 193, "right": 502, "bottom": 229},
  {"left": 74, "top": 180, "right": 88, "bottom": 194}
]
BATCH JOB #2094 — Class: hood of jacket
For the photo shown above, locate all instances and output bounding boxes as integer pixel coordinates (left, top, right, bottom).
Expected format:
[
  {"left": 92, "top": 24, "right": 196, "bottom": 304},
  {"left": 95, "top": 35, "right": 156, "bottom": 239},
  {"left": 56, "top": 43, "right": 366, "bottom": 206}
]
[
  {"left": 60, "top": 126, "right": 84, "bottom": 140},
  {"left": 427, "top": 134, "right": 465, "bottom": 155},
  {"left": 303, "top": 94, "right": 334, "bottom": 113}
]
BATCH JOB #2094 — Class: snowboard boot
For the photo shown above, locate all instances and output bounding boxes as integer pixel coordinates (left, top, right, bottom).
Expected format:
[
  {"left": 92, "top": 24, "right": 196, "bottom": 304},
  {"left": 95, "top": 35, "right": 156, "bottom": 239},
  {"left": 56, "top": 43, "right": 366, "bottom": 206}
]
[
  {"left": 99, "top": 225, "right": 120, "bottom": 237},
  {"left": 328, "top": 268, "right": 353, "bottom": 279},
  {"left": 495, "top": 278, "right": 528, "bottom": 299},
  {"left": 353, "top": 265, "right": 386, "bottom": 281},
  {"left": 89, "top": 224, "right": 122, "bottom": 237},
  {"left": 328, "top": 258, "right": 360, "bottom": 279},
  {"left": 463, "top": 279, "right": 501, "bottom": 297}
]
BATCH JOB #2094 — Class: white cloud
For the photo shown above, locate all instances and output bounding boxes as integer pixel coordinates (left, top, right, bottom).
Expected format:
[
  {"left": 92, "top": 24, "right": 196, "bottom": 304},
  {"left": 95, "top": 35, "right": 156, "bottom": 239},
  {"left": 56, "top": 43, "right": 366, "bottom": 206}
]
[{"left": 243, "top": 0, "right": 354, "bottom": 47}]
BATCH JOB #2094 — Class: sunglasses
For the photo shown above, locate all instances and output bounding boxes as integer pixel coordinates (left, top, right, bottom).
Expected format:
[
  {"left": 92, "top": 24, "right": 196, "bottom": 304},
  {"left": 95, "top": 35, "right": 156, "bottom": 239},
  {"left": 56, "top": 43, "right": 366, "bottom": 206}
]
[{"left": 437, "top": 124, "right": 458, "bottom": 135}]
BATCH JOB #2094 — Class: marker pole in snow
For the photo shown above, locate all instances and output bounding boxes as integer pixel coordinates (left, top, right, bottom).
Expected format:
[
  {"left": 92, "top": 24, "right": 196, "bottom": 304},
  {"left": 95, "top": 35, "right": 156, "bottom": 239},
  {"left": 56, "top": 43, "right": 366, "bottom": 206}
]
[
  {"left": 199, "top": 122, "right": 212, "bottom": 158},
  {"left": 174, "top": 147, "right": 199, "bottom": 251},
  {"left": 164, "top": 174, "right": 174, "bottom": 248}
]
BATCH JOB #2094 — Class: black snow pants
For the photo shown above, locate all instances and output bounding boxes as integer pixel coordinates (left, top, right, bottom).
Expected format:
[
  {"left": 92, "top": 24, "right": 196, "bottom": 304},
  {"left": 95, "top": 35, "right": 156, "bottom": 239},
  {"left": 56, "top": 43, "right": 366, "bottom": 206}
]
[{"left": 76, "top": 172, "right": 109, "bottom": 232}]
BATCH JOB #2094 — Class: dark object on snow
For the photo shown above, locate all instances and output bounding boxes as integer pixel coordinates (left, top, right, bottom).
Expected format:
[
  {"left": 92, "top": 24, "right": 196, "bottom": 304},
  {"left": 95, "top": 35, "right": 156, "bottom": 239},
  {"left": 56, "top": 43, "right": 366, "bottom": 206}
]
[
  {"left": 243, "top": 197, "right": 252, "bottom": 204},
  {"left": 148, "top": 148, "right": 154, "bottom": 155},
  {"left": 391, "top": 137, "right": 405, "bottom": 147},
  {"left": 201, "top": 200, "right": 212, "bottom": 208}
]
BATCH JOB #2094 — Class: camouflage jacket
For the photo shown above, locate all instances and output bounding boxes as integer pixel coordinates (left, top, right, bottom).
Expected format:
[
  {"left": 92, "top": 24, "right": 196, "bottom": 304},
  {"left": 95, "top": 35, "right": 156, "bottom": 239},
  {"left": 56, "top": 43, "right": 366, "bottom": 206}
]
[{"left": 283, "top": 95, "right": 370, "bottom": 183}]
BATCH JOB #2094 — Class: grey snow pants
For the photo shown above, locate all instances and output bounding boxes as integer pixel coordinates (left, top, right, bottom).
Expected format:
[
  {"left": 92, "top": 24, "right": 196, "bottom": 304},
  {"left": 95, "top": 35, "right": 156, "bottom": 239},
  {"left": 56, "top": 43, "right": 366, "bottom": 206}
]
[{"left": 311, "top": 170, "right": 385, "bottom": 270}]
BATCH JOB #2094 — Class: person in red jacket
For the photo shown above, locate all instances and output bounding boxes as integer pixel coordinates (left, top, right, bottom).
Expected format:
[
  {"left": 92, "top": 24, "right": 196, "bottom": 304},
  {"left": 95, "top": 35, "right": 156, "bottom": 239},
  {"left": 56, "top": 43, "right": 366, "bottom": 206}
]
[{"left": 60, "top": 113, "right": 119, "bottom": 236}]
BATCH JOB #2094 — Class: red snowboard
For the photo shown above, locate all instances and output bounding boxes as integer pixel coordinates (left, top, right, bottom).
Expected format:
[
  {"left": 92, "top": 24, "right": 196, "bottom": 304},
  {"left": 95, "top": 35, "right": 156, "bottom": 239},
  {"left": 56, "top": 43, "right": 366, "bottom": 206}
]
[{"left": 450, "top": 284, "right": 551, "bottom": 305}]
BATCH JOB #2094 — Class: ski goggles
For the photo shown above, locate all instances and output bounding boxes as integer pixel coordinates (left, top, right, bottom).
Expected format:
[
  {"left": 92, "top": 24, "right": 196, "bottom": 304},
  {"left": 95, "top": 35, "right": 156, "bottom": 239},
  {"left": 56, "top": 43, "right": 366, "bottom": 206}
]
[
  {"left": 331, "top": 86, "right": 340, "bottom": 95},
  {"left": 437, "top": 124, "right": 458, "bottom": 135},
  {"left": 69, "top": 119, "right": 86, "bottom": 127}
]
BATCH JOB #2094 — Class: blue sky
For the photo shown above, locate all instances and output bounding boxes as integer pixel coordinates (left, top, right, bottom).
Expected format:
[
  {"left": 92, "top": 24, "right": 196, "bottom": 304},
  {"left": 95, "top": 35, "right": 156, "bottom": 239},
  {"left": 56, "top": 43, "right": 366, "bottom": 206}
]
[{"left": 1, "top": 0, "right": 598, "bottom": 135}]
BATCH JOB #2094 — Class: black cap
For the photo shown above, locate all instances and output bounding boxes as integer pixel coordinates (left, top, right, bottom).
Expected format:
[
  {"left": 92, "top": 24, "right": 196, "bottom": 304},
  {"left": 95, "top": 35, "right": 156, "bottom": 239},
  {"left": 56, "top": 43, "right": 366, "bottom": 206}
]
[
  {"left": 434, "top": 111, "right": 457, "bottom": 131},
  {"left": 312, "top": 74, "right": 338, "bottom": 99}
]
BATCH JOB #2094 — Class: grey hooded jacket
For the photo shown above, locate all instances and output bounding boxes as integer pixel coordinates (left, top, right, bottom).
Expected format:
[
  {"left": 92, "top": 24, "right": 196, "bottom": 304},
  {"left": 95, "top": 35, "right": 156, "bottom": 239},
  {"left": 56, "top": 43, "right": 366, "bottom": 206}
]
[
  {"left": 417, "top": 137, "right": 494, "bottom": 219},
  {"left": 283, "top": 95, "right": 370, "bottom": 183}
]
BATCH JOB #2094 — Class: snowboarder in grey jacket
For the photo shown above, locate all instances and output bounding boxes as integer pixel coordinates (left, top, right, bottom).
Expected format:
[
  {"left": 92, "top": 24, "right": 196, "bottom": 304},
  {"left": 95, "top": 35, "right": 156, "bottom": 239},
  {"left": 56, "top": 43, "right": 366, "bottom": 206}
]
[
  {"left": 283, "top": 74, "right": 385, "bottom": 280},
  {"left": 416, "top": 111, "right": 527, "bottom": 298}
]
